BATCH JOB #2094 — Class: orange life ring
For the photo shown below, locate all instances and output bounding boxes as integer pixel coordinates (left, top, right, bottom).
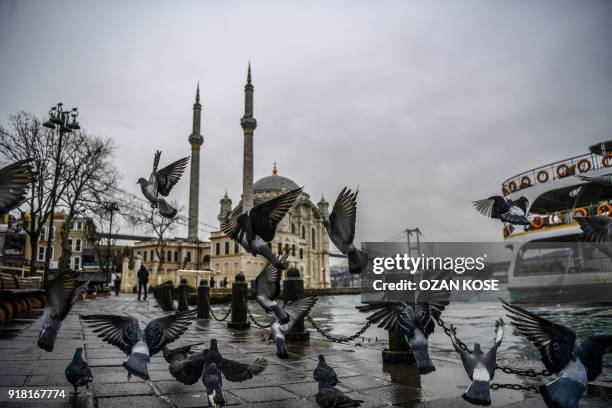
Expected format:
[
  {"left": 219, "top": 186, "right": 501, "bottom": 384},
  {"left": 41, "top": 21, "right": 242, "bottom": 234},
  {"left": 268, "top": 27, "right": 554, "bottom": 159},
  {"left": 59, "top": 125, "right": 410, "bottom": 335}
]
[
  {"left": 520, "top": 176, "right": 531, "bottom": 188},
  {"left": 603, "top": 154, "right": 612, "bottom": 168},
  {"left": 536, "top": 170, "right": 549, "bottom": 183},
  {"left": 597, "top": 203, "right": 612, "bottom": 216},
  {"left": 551, "top": 212, "right": 564, "bottom": 225},
  {"left": 503, "top": 225, "right": 510, "bottom": 237},
  {"left": 508, "top": 181, "right": 517, "bottom": 192},
  {"left": 556, "top": 164, "right": 571, "bottom": 178},
  {"left": 502, "top": 187, "right": 510, "bottom": 197},
  {"left": 577, "top": 159, "right": 591, "bottom": 173},
  {"left": 572, "top": 208, "right": 588, "bottom": 218},
  {"left": 531, "top": 216, "right": 544, "bottom": 229}
]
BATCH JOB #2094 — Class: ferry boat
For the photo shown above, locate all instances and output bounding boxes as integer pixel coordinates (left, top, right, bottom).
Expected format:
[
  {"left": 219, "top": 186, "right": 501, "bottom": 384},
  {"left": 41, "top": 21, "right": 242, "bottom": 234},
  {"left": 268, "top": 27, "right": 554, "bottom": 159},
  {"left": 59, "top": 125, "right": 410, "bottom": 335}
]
[{"left": 502, "top": 141, "right": 612, "bottom": 302}]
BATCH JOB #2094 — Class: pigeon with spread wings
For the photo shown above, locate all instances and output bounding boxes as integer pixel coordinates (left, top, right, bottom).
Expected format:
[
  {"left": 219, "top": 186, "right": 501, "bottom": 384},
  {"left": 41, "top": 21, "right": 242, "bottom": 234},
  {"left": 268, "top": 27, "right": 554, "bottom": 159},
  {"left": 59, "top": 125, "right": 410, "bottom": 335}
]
[
  {"left": 38, "top": 270, "right": 89, "bottom": 352},
  {"left": 137, "top": 150, "right": 189, "bottom": 218},
  {"left": 255, "top": 253, "right": 289, "bottom": 324},
  {"left": 270, "top": 296, "right": 318, "bottom": 358},
  {"left": 81, "top": 309, "right": 196, "bottom": 380},
  {"left": 473, "top": 195, "right": 531, "bottom": 226},
  {"left": 0, "top": 159, "right": 34, "bottom": 214},
  {"left": 162, "top": 342, "right": 207, "bottom": 364},
  {"left": 450, "top": 319, "right": 504, "bottom": 406},
  {"left": 221, "top": 187, "right": 303, "bottom": 269},
  {"left": 324, "top": 187, "right": 367, "bottom": 274},
  {"left": 502, "top": 299, "right": 612, "bottom": 408}
]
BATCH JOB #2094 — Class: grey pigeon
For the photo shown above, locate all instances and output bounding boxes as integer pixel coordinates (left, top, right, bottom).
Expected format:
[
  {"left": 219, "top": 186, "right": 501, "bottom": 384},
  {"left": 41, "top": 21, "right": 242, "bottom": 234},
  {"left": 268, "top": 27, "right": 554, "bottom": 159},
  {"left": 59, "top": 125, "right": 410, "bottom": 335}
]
[
  {"left": 576, "top": 216, "right": 612, "bottom": 242},
  {"left": 502, "top": 300, "right": 612, "bottom": 408},
  {"left": 473, "top": 195, "right": 531, "bottom": 226},
  {"left": 314, "top": 354, "right": 339, "bottom": 386},
  {"left": 357, "top": 291, "right": 449, "bottom": 374},
  {"left": 81, "top": 309, "right": 196, "bottom": 380},
  {"left": 38, "top": 270, "right": 89, "bottom": 352},
  {"left": 449, "top": 319, "right": 504, "bottom": 406},
  {"left": 203, "top": 363, "right": 225, "bottom": 407},
  {"left": 169, "top": 338, "right": 268, "bottom": 386},
  {"left": 270, "top": 296, "right": 318, "bottom": 358},
  {"left": 162, "top": 342, "right": 207, "bottom": 364},
  {"left": 255, "top": 253, "right": 289, "bottom": 324},
  {"left": 324, "top": 187, "right": 367, "bottom": 274},
  {"left": 65, "top": 347, "right": 92, "bottom": 396},
  {"left": 577, "top": 173, "right": 612, "bottom": 186},
  {"left": 137, "top": 150, "right": 189, "bottom": 218},
  {"left": 0, "top": 159, "right": 34, "bottom": 214},
  {"left": 220, "top": 187, "right": 303, "bottom": 269},
  {"left": 316, "top": 382, "right": 363, "bottom": 408}
]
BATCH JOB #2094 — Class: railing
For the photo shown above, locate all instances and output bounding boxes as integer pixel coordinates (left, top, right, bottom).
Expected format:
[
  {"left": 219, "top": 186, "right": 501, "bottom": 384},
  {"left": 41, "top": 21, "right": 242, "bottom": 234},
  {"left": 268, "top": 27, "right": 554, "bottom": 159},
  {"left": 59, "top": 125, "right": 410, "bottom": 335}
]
[{"left": 501, "top": 151, "right": 611, "bottom": 196}]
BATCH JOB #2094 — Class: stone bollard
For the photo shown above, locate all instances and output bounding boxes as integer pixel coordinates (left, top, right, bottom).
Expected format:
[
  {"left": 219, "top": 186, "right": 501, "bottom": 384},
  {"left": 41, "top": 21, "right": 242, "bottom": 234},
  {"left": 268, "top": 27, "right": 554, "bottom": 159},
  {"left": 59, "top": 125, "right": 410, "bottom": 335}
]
[
  {"left": 283, "top": 266, "right": 310, "bottom": 342},
  {"left": 156, "top": 283, "right": 175, "bottom": 312},
  {"left": 197, "top": 279, "right": 210, "bottom": 319},
  {"left": 382, "top": 328, "right": 415, "bottom": 364},
  {"left": 227, "top": 272, "right": 250, "bottom": 329},
  {"left": 177, "top": 279, "right": 189, "bottom": 312}
]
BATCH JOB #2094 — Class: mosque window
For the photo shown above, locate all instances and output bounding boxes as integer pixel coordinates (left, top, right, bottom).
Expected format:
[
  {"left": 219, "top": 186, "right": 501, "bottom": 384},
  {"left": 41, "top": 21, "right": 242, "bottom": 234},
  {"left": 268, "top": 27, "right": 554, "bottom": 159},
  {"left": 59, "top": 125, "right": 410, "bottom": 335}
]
[
  {"left": 186, "top": 251, "right": 192, "bottom": 262},
  {"left": 215, "top": 242, "right": 220, "bottom": 256},
  {"left": 224, "top": 242, "right": 230, "bottom": 255},
  {"left": 291, "top": 245, "right": 296, "bottom": 257},
  {"left": 278, "top": 242, "right": 282, "bottom": 254},
  {"left": 143, "top": 251, "right": 147, "bottom": 262},
  {"left": 311, "top": 228, "right": 316, "bottom": 249},
  {"left": 291, "top": 224, "right": 296, "bottom": 234},
  {"left": 167, "top": 251, "right": 171, "bottom": 262},
  {"left": 150, "top": 250, "right": 154, "bottom": 261},
  {"left": 285, "top": 244, "right": 290, "bottom": 254},
  {"left": 174, "top": 251, "right": 178, "bottom": 262},
  {"left": 301, "top": 226, "right": 306, "bottom": 239},
  {"left": 234, "top": 242, "right": 239, "bottom": 253},
  {"left": 299, "top": 248, "right": 303, "bottom": 259}
]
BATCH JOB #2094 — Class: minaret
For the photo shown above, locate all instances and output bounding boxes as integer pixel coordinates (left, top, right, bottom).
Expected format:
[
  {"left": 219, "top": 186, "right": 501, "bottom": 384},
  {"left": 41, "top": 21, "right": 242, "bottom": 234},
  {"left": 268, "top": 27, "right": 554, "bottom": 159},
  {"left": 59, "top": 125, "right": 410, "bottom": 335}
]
[
  {"left": 240, "top": 63, "right": 257, "bottom": 212},
  {"left": 188, "top": 83, "right": 204, "bottom": 241}
]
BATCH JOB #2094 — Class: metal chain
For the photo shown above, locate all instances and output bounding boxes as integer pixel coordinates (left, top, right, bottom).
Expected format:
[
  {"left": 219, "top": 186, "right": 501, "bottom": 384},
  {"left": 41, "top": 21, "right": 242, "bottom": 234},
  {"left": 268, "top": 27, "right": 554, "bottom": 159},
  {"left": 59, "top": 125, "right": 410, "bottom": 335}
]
[
  {"left": 307, "top": 315, "right": 371, "bottom": 343},
  {"left": 206, "top": 299, "right": 232, "bottom": 322},
  {"left": 490, "top": 383, "right": 540, "bottom": 393},
  {"left": 247, "top": 306, "right": 274, "bottom": 329},
  {"left": 435, "top": 316, "right": 551, "bottom": 378}
]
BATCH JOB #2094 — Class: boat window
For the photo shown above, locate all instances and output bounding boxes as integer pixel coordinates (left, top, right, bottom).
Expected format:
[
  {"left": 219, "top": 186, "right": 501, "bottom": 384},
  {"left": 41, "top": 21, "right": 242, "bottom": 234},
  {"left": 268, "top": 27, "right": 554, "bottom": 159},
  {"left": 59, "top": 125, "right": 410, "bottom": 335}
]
[{"left": 531, "top": 183, "right": 612, "bottom": 214}]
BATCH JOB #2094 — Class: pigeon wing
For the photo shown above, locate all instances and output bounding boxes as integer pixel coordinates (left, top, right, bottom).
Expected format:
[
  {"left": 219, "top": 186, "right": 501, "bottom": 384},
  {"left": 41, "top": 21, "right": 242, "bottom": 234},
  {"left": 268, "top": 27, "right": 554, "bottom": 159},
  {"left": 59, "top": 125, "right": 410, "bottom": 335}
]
[
  {"left": 221, "top": 357, "right": 268, "bottom": 382},
  {"left": 578, "top": 334, "right": 612, "bottom": 381},
  {"left": 144, "top": 309, "right": 197, "bottom": 355},
  {"left": 152, "top": 151, "right": 161, "bottom": 174},
  {"left": 80, "top": 314, "right": 140, "bottom": 354},
  {"left": 502, "top": 300, "right": 575, "bottom": 373},
  {"left": 249, "top": 187, "right": 303, "bottom": 242},
  {"left": 0, "top": 159, "right": 34, "bottom": 214},
  {"left": 577, "top": 216, "right": 612, "bottom": 242},
  {"left": 282, "top": 296, "right": 317, "bottom": 331},
  {"left": 255, "top": 253, "right": 287, "bottom": 302},
  {"left": 328, "top": 187, "right": 358, "bottom": 246},
  {"left": 513, "top": 196, "right": 529, "bottom": 214},
  {"left": 449, "top": 324, "right": 476, "bottom": 378},
  {"left": 169, "top": 354, "right": 207, "bottom": 385},
  {"left": 484, "top": 319, "right": 505, "bottom": 377},
  {"left": 414, "top": 289, "right": 450, "bottom": 336},
  {"left": 220, "top": 213, "right": 251, "bottom": 242},
  {"left": 473, "top": 196, "right": 509, "bottom": 219},
  {"left": 46, "top": 270, "right": 79, "bottom": 320},
  {"left": 155, "top": 156, "right": 190, "bottom": 196},
  {"left": 356, "top": 302, "right": 415, "bottom": 335}
]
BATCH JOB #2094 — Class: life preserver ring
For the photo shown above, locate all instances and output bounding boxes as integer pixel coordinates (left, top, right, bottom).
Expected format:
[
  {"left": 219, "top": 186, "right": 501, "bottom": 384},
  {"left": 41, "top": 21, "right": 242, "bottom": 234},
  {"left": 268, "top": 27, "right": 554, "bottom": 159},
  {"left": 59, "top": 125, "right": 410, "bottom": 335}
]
[
  {"left": 520, "top": 176, "right": 531, "bottom": 188},
  {"left": 576, "top": 159, "right": 591, "bottom": 173},
  {"left": 502, "top": 187, "right": 510, "bottom": 197},
  {"left": 556, "top": 164, "right": 571, "bottom": 178},
  {"left": 508, "top": 181, "right": 517, "bottom": 192},
  {"left": 503, "top": 225, "right": 510, "bottom": 238},
  {"left": 571, "top": 208, "right": 587, "bottom": 218},
  {"left": 603, "top": 154, "right": 612, "bottom": 168},
  {"left": 536, "top": 170, "right": 549, "bottom": 183},
  {"left": 597, "top": 203, "right": 612, "bottom": 216},
  {"left": 531, "top": 216, "right": 544, "bottom": 229},
  {"left": 551, "top": 212, "right": 564, "bottom": 225}
]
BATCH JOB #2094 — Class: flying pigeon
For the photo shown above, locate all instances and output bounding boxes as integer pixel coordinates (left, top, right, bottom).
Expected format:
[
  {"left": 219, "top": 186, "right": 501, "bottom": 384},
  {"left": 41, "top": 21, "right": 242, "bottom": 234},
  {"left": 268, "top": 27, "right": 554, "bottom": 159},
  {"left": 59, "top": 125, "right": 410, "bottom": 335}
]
[
  {"left": 168, "top": 338, "right": 268, "bottom": 386},
  {"left": 65, "top": 347, "right": 92, "bottom": 396},
  {"left": 38, "top": 270, "right": 89, "bottom": 352},
  {"left": 473, "top": 196, "right": 531, "bottom": 226},
  {"left": 502, "top": 300, "right": 612, "bottom": 408},
  {"left": 324, "top": 187, "right": 367, "bottom": 274},
  {"left": 220, "top": 186, "right": 303, "bottom": 269},
  {"left": 0, "top": 159, "right": 34, "bottom": 215},
  {"left": 270, "top": 296, "right": 318, "bottom": 358},
  {"left": 449, "top": 319, "right": 504, "bottom": 406},
  {"left": 162, "top": 342, "right": 207, "bottom": 364},
  {"left": 81, "top": 309, "right": 197, "bottom": 380},
  {"left": 316, "top": 383, "right": 363, "bottom": 408},
  {"left": 576, "top": 216, "right": 612, "bottom": 242},
  {"left": 255, "top": 253, "right": 289, "bottom": 324},
  {"left": 314, "top": 354, "right": 339, "bottom": 386},
  {"left": 577, "top": 173, "right": 612, "bottom": 186},
  {"left": 356, "top": 291, "right": 449, "bottom": 374},
  {"left": 137, "top": 150, "right": 189, "bottom": 218}
]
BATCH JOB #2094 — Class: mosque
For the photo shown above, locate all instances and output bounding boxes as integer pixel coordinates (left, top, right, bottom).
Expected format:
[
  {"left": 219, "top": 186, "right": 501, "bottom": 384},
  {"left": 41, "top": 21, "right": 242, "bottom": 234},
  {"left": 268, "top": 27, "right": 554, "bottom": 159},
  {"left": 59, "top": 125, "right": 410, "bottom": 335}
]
[{"left": 131, "top": 66, "right": 330, "bottom": 289}]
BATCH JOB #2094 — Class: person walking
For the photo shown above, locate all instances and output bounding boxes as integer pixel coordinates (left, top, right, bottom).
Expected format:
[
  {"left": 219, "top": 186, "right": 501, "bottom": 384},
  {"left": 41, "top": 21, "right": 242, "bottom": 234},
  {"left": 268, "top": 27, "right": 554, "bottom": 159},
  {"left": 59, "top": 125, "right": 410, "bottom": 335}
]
[
  {"left": 113, "top": 274, "right": 121, "bottom": 296},
  {"left": 223, "top": 276, "right": 228, "bottom": 288},
  {"left": 209, "top": 275, "right": 215, "bottom": 288},
  {"left": 137, "top": 264, "right": 149, "bottom": 301}
]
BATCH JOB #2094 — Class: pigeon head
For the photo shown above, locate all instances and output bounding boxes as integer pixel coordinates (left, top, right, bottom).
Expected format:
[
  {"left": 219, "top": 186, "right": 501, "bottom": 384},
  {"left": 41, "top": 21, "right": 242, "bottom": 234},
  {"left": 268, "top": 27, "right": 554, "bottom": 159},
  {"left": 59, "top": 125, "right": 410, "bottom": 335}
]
[
  {"left": 318, "top": 354, "right": 325, "bottom": 362},
  {"left": 473, "top": 343, "right": 482, "bottom": 353},
  {"left": 137, "top": 178, "right": 147, "bottom": 185},
  {"left": 73, "top": 347, "right": 83, "bottom": 358},
  {"left": 37, "top": 320, "right": 60, "bottom": 352}
]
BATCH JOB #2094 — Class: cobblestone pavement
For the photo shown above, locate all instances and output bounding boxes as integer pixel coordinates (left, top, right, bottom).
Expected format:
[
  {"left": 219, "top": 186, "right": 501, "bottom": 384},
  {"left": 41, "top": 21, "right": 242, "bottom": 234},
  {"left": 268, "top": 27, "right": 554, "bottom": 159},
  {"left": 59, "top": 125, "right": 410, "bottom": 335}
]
[{"left": 0, "top": 294, "right": 610, "bottom": 407}]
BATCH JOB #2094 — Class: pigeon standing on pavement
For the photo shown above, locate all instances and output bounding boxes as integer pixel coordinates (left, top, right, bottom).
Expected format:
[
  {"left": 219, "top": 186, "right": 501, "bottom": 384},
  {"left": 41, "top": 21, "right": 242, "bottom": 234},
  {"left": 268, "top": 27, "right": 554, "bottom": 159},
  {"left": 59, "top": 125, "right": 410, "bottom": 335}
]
[
  {"left": 324, "top": 187, "right": 367, "bottom": 274},
  {"left": 449, "top": 319, "right": 505, "bottom": 406},
  {"left": 357, "top": 291, "right": 449, "bottom": 374},
  {"left": 314, "top": 354, "right": 339, "bottom": 386},
  {"left": 65, "top": 347, "right": 92, "bottom": 396},
  {"left": 162, "top": 342, "right": 207, "bottom": 364},
  {"left": 81, "top": 309, "right": 197, "bottom": 380},
  {"left": 270, "top": 296, "right": 318, "bottom": 359},
  {"left": 502, "top": 300, "right": 612, "bottom": 408},
  {"left": 38, "top": 270, "right": 89, "bottom": 352},
  {"left": 137, "top": 150, "right": 189, "bottom": 218},
  {"left": 254, "top": 254, "right": 290, "bottom": 324},
  {"left": 314, "top": 357, "right": 362, "bottom": 408},
  {"left": 220, "top": 187, "right": 303, "bottom": 269},
  {"left": 0, "top": 159, "right": 34, "bottom": 214},
  {"left": 473, "top": 196, "right": 531, "bottom": 226}
]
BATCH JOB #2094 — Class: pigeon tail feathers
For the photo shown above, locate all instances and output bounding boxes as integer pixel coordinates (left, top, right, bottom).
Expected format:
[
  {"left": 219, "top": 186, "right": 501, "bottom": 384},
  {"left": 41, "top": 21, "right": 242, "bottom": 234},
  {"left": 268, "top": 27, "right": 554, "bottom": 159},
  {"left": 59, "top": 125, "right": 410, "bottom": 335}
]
[
  {"left": 540, "top": 377, "right": 585, "bottom": 408},
  {"left": 157, "top": 198, "right": 177, "bottom": 219},
  {"left": 463, "top": 380, "right": 491, "bottom": 406}
]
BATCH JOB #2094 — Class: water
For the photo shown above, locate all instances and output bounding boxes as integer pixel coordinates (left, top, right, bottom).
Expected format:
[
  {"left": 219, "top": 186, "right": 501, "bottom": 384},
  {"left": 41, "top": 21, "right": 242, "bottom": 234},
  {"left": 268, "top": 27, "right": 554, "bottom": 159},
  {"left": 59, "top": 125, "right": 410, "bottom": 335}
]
[{"left": 305, "top": 295, "right": 612, "bottom": 382}]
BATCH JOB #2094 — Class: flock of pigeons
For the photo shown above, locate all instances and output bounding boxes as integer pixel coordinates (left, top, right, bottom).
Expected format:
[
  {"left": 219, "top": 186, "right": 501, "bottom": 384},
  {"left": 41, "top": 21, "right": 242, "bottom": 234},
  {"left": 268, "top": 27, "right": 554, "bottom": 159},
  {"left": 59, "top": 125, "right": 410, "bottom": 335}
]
[{"left": 0, "top": 154, "right": 611, "bottom": 408}]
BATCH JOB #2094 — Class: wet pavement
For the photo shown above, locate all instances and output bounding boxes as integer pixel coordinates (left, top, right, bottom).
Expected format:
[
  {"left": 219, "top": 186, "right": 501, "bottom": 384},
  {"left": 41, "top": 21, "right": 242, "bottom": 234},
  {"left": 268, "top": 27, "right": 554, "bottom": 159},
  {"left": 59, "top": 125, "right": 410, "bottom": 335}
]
[{"left": 0, "top": 294, "right": 610, "bottom": 407}]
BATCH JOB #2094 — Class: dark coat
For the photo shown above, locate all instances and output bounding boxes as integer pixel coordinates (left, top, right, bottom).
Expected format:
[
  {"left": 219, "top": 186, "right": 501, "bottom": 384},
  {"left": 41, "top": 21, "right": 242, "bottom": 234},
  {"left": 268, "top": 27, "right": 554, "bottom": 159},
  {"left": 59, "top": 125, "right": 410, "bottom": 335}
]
[{"left": 137, "top": 266, "right": 149, "bottom": 284}]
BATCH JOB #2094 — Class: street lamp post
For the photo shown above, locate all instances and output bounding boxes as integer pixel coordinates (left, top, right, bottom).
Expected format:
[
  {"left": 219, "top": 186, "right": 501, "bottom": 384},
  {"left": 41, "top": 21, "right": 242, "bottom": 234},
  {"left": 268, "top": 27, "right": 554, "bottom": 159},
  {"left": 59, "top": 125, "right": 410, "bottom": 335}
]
[
  {"left": 103, "top": 202, "right": 119, "bottom": 284},
  {"left": 42, "top": 103, "right": 80, "bottom": 285}
]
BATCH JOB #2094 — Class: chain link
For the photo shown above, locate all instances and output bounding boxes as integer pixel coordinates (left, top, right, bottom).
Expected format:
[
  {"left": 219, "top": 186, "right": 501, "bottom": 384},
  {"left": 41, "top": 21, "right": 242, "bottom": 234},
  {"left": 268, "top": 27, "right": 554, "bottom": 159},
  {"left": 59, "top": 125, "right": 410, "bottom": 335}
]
[
  {"left": 490, "top": 383, "right": 541, "bottom": 393},
  {"left": 247, "top": 306, "right": 274, "bottom": 329},
  {"left": 307, "top": 315, "right": 371, "bottom": 343},
  {"left": 435, "top": 316, "right": 551, "bottom": 378},
  {"left": 206, "top": 299, "right": 232, "bottom": 322}
]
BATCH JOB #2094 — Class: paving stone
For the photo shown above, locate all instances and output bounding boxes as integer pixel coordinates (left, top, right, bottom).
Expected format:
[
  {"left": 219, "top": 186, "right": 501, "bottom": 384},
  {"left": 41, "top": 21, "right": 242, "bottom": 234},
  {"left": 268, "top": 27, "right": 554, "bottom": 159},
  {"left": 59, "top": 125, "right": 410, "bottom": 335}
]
[
  {"left": 96, "top": 395, "right": 169, "bottom": 408},
  {"left": 95, "top": 382, "right": 154, "bottom": 397},
  {"left": 230, "top": 385, "right": 301, "bottom": 403},
  {"left": 168, "top": 391, "right": 243, "bottom": 407}
]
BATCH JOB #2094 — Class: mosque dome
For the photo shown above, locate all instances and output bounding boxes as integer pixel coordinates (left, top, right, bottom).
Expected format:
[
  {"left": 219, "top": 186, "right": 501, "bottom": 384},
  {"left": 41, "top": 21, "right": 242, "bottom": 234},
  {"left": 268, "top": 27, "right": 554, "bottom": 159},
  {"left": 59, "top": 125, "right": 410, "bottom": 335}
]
[{"left": 252, "top": 163, "right": 299, "bottom": 192}]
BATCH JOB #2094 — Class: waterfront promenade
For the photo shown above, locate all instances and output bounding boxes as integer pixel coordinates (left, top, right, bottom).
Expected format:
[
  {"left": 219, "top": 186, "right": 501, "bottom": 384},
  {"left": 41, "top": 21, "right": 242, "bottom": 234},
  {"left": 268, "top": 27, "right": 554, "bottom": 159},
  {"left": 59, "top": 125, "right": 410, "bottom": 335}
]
[{"left": 0, "top": 294, "right": 610, "bottom": 407}]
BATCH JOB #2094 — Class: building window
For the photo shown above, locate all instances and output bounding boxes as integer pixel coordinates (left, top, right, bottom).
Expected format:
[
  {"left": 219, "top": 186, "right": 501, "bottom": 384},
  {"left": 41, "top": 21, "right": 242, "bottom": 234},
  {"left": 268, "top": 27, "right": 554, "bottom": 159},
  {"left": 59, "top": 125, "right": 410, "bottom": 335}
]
[
  {"left": 143, "top": 251, "right": 147, "bottom": 262},
  {"left": 234, "top": 242, "right": 239, "bottom": 253},
  {"left": 301, "top": 226, "right": 306, "bottom": 239},
  {"left": 37, "top": 246, "right": 45, "bottom": 262},
  {"left": 73, "top": 221, "right": 83, "bottom": 231},
  {"left": 174, "top": 251, "right": 178, "bottom": 262},
  {"left": 284, "top": 244, "right": 290, "bottom": 255},
  {"left": 224, "top": 242, "right": 230, "bottom": 255},
  {"left": 291, "top": 224, "right": 296, "bottom": 234},
  {"left": 215, "top": 242, "right": 220, "bottom": 256},
  {"left": 311, "top": 228, "right": 316, "bottom": 249},
  {"left": 167, "top": 251, "right": 171, "bottom": 262},
  {"left": 73, "top": 256, "right": 81, "bottom": 270},
  {"left": 150, "top": 250, "right": 154, "bottom": 261},
  {"left": 186, "top": 251, "right": 192, "bottom": 262},
  {"left": 277, "top": 242, "right": 282, "bottom": 254},
  {"left": 291, "top": 244, "right": 296, "bottom": 257},
  {"left": 68, "top": 238, "right": 73, "bottom": 250},
  {"left": 299, "top": 248, "right": 303, "bottom": 259},
  {"left": 50, "top": 226, "right": 56, "bottom": 241},
  {"left": 41, "top": 227, "right": 47, "bottom": 241},
  {"left": 74, "top": 239, "right": 82, "bottom": 252}
]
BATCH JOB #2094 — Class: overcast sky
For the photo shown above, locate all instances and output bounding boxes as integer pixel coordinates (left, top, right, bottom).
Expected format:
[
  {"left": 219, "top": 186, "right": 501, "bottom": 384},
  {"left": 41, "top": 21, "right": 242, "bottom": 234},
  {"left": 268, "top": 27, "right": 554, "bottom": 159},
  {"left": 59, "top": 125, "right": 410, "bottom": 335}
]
[{"left": 1, "top": 0, "right": 612, "bottom": 243}]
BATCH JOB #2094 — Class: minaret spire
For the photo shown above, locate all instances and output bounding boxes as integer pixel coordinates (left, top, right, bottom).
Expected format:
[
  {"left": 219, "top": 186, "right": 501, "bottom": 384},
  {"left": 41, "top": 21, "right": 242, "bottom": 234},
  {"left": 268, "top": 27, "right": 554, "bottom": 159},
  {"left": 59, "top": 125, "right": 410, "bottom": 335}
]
[
  {"left": 188, "top": 82, "right": 204, "bottom": 241},
  {"left": 241, "top": 63, "right": 257, "bottom": 212}
]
